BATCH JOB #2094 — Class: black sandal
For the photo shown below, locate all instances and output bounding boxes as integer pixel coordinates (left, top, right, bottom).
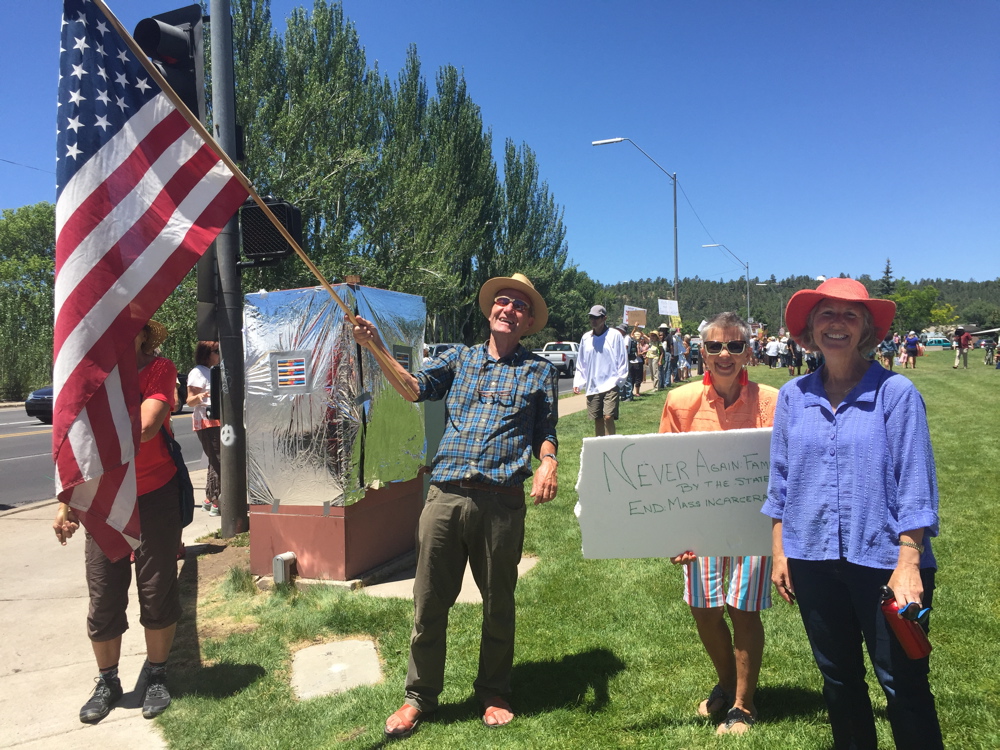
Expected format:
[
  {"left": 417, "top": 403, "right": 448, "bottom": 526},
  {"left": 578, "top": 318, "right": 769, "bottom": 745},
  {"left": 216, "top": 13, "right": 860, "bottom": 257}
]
[
  {"left": 717, "top": 706, "right": 757, "bottom": 734},
  {"left": 697, "top": 683, "right": 733, "bottom": 717}
]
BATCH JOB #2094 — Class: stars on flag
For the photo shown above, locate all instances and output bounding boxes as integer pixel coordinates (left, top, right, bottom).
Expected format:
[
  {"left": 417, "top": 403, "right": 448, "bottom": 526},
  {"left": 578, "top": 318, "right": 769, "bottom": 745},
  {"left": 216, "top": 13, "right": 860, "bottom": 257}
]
[{"left": 56, "top": 0, "right": 160, "bottom": 189}]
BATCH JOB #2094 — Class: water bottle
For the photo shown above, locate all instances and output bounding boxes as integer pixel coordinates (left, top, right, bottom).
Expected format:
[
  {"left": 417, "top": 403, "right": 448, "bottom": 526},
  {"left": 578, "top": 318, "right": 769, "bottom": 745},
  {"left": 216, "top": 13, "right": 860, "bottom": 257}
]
[{"left": 879, "top": 585, "right": 932, "bottom": 660}]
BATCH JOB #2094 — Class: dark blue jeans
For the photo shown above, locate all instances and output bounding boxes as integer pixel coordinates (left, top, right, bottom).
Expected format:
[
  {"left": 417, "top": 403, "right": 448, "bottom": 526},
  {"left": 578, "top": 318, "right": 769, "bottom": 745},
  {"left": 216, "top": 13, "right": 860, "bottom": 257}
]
[{"left": 788, "top": 558, "right": 942, "bottom": 750}]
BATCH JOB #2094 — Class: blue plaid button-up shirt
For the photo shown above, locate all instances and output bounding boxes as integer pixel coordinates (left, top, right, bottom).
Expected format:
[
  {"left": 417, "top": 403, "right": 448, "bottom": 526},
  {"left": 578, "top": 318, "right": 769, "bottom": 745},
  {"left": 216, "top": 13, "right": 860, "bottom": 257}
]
[{"left": 417, "top": 343, "right": 559, "bottom": 487}]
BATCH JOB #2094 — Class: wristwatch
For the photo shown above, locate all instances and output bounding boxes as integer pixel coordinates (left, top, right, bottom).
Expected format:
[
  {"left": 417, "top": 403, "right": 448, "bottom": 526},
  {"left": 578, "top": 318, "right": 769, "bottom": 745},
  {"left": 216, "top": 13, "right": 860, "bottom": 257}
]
[{"left": 541, "top": 453, "right": 558, "bottom": 463}]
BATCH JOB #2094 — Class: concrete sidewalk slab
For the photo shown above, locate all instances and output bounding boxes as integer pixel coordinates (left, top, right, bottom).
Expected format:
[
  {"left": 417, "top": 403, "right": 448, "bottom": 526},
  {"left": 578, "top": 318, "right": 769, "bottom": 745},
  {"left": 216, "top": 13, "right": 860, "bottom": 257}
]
[
  {"left": 291, "top": 639, "right": 382, "bottom": 701},
  {"left": 0, "top": 469, "right": 219, "bottom": 750}
]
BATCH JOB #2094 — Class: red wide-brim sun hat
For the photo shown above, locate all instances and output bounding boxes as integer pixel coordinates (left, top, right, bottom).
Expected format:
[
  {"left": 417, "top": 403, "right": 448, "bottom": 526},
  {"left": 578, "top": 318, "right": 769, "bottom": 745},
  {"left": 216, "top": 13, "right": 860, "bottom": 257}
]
[
  {"left": 785, "top": 278, "right": 896, "bottom": 341},
  {"left": 478, "top": 273, "right": 548, "bottom": 336}
]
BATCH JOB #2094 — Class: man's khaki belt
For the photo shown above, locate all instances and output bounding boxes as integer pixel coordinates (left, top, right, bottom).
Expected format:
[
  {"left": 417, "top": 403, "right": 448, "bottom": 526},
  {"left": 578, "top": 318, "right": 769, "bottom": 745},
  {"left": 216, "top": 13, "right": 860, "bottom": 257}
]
[{"left": 438, "top": 480, "right": 524, "bottom": 498}]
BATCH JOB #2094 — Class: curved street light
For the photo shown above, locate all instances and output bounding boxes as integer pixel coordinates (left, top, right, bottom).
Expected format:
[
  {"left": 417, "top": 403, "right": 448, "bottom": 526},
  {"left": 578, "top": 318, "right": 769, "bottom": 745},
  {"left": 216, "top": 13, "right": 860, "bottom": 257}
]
[
  {"left": 591, "top": 137, "right": 679, "bottom": 307},
  {"left": 703, "top": 243, "right": 750, "bottom": 322}
]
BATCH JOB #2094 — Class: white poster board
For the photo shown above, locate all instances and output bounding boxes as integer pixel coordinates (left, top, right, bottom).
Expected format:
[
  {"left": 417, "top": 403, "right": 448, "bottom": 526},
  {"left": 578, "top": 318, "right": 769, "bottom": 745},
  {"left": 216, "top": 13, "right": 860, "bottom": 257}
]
[
  {"left": 574, "top": 429, "right": 773, "bottom": 559},
  {"left": 658, "top": 298, "right": 679, "bottom": 316}
]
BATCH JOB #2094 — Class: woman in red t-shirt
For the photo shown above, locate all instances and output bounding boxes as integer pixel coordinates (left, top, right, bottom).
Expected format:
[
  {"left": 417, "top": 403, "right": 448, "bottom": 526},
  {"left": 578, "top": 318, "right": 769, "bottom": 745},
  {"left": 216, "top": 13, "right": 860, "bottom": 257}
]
[{"left": 52, "top": 320, "right": 183, "bottom": 724}]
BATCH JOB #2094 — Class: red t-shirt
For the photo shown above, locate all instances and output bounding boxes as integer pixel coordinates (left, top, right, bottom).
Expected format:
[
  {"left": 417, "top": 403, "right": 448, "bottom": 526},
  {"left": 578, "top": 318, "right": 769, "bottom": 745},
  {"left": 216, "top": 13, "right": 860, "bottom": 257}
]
[{"left": 136, "top": 356, "right": 178, "bottom": 495}]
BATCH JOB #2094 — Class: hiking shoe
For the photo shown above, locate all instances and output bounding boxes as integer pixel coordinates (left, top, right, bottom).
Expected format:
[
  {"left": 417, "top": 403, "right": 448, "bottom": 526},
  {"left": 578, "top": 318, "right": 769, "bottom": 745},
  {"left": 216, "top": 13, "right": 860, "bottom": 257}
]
[
  {"left": 208, "top": 504, "right": 220, "bottom": 517},
  {"left": 202, "top": 499, "right": 213, "bottom": 512},
  {"left": 141, "top": 668, "right": 171, "bottom": 719},
  {"left": 79, "top": 674, "right": 123, "bottom": 723}
]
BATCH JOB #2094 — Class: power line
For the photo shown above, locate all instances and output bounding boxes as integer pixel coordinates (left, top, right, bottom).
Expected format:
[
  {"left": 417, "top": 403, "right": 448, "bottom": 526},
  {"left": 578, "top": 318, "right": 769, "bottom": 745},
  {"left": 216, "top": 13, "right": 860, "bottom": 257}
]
[{"left": 0, "top": 158, "right": 55, "bottom": 175}]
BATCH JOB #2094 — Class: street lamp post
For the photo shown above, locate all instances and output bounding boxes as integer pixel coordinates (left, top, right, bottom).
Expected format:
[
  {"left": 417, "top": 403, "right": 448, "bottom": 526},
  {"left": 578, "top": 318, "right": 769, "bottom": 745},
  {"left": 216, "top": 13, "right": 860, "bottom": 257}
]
[
  {"left": 703, "top": 243, "right": 750, "bottom": 322},
  {"left": 592, "top": 137, "right": 679, "bottom": 307}
]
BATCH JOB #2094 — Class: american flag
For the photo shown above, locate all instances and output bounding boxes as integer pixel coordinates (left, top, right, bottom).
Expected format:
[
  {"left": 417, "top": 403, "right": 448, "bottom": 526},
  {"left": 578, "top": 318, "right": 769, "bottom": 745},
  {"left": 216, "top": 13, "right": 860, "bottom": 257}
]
[{"left": 54, "top": 0, "right": 248, "bottom": 561}]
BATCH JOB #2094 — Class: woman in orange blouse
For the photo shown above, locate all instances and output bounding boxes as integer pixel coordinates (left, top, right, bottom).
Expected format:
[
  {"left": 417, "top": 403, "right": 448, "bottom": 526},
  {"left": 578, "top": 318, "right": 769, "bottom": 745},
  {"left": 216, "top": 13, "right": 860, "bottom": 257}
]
[{"left": 659, "top": 311, "right": 778, "bottom": 735}]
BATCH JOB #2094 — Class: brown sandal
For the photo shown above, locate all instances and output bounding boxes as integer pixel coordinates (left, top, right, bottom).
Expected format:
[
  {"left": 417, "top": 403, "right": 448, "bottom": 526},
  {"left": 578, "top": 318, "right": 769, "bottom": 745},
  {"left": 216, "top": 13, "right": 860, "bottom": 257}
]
[{"left": 384, "top": 704, "right": 422, "bottom": 739}]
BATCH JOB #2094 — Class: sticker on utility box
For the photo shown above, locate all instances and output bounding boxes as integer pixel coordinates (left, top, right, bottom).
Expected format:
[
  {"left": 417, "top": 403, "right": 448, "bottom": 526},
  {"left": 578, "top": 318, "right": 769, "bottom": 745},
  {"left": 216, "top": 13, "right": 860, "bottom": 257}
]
[{"left": 270, "top": 351, "right": 312, "bottom": 394}]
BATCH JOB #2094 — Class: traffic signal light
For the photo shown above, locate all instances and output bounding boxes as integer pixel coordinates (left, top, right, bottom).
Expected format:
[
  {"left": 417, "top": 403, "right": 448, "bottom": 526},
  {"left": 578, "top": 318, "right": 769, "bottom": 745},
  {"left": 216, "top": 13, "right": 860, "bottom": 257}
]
[
  {"left": 134, "top": 5, "right": 206, "bottom": 121},
  {"left": 239, "top": 198, "right": 302, "bottom": 265}
]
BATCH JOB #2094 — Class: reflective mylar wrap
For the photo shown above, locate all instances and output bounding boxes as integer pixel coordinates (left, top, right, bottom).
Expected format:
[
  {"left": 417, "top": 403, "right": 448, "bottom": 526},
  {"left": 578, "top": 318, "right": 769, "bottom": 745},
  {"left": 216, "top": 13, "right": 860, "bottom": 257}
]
[{"left": 244, "top": 285, "right": 426, "bottom": 507}]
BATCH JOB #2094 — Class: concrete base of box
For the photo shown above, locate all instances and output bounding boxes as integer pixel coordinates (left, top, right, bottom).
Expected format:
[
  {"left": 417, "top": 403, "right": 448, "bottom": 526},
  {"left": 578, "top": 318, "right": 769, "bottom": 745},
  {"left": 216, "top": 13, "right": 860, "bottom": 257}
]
[{"left": 249, "top": 477, "right": 423, "bottom": 581}]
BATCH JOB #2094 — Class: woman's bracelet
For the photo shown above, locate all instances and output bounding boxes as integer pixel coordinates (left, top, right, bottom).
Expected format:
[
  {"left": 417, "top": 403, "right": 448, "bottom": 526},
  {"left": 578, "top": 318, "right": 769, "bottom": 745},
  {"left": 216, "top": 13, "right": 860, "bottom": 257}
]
[{"left": 898, "top": 540, "right": 925, "bottom": 554}]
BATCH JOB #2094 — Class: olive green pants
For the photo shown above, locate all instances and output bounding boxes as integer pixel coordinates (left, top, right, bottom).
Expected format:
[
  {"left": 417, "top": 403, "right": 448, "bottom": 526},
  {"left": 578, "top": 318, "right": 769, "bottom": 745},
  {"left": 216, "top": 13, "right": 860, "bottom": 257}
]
[{"left": 404, "top": 482, "right": 526, "bottom": 711}]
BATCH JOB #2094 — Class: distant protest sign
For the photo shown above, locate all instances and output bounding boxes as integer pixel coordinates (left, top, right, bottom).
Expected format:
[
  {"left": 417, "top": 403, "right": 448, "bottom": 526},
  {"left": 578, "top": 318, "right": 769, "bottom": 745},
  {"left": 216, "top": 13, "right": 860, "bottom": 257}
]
[
  {"left": 574, "top": 429, "right": 773, "bottom": 559},
  {"left": 625, "top": 306, "right": 647, "bottom": 327},
  {"left": 658, "top": 299, "right": 679, "bottom": 316}
]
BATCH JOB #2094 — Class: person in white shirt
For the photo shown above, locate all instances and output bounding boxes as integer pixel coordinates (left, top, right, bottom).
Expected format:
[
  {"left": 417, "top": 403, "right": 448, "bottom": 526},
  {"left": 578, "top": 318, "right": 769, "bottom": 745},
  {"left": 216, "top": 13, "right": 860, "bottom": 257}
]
[
  {"left": 186, "top": 341, "right": 221, "bottom": 515},
  {"left": 573, "top": 305, "right": 628, "bottom": 436},
  {"left": 765, "top": 336, "right": 780, "bottom": 368},
  {"left": 672, "top": 329, "right": 686, "bottom": 383}
]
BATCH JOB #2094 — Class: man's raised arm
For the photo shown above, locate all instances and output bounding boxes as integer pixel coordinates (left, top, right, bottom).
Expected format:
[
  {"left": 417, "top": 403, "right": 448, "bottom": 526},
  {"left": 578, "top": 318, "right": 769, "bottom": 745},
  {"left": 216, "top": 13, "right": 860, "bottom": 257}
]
[{"left": 352, "top": 316, "right": 421, "bottom": 402}]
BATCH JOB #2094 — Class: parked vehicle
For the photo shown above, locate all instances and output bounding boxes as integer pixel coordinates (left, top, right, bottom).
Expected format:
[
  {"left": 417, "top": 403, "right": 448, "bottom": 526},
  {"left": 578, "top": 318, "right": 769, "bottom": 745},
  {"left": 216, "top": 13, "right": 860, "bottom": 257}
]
[
  {"left": 688, "top": 337, "right": 702, "bottom": 367},
  {"left": 922, "top": 337, "right": 952, "bottom": 349},
  {"left": 426, "top": 343, "right": 461, "bottom": 359},
  {"left": 24, "top": 385, "right": 54, "bottom": 424},
  {"left": 534, "top": 341, "right": 579, "bottom": 376}
]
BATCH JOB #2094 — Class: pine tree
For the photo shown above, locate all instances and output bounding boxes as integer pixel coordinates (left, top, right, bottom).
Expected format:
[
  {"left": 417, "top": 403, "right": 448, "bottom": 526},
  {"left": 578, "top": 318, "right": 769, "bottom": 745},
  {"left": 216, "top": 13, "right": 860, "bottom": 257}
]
[{"left": 878, "top": 258, "right": 896, "bottom": 297}]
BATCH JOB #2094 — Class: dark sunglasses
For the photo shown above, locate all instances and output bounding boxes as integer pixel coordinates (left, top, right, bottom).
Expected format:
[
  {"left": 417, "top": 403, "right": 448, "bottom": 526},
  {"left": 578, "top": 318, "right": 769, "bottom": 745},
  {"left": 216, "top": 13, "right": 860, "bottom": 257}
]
[
  {"left": 703, "top": 340, "right": 748, "bottom": 355},
  {"left": 494, "top": 295, "right": 530, "bottom": 313}
]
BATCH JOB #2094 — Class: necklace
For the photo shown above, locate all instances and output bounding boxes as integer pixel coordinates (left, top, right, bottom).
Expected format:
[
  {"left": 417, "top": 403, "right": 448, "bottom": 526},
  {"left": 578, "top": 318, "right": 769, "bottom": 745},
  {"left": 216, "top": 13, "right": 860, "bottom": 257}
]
[{"left": 823, "top": 370, "right": 866, "bottom": 398}]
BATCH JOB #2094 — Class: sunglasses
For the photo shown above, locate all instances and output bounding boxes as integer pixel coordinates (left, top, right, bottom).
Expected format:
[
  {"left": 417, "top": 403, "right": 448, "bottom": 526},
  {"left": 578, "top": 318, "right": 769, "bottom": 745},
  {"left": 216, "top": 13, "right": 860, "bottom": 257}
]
[
  {"left": 703, "top": 340, "right": 748, "bottom": 355},
  {"left": 494, "top": 295, "right": 531, "bottom": 313}
]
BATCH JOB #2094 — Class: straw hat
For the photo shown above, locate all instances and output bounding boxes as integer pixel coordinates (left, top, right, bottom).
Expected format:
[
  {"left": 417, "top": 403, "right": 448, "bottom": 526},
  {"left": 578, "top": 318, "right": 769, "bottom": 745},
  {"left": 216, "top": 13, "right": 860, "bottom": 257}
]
[
  {"left": 478, "top": 273, "right": 548, "bottom": 336},
  {"left": 143, "top": 319, "right": 169, "bottom": 350},
  {"left": 785, "top": 278, "right": 895, "bottom": 341}
]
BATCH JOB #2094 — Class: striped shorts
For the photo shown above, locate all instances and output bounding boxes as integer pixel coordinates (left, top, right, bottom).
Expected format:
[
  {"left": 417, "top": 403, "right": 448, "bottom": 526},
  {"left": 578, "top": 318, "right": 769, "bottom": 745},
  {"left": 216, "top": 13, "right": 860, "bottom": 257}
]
[{"left": 683, "top": 555, "right": 772, "bottom": 611}]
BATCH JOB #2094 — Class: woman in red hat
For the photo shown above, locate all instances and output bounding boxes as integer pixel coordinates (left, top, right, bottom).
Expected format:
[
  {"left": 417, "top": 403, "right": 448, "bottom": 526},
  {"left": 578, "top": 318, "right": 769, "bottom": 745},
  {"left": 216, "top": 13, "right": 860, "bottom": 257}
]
[{"left": 761, "top": 278, "right": 942, "bottom": 749}]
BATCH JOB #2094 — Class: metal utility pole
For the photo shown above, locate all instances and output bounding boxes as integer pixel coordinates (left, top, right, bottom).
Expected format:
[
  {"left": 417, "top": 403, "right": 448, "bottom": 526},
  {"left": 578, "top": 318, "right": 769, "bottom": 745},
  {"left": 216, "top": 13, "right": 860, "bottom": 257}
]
[
  {"left": 210, "top": 0, "right": 247, "bottom": 536},
  {"left": 671, "top": 171, "right": 678, "bottom": 306},
  {"left": 592, "top": 137, "right": 679, "bottom": 308}
]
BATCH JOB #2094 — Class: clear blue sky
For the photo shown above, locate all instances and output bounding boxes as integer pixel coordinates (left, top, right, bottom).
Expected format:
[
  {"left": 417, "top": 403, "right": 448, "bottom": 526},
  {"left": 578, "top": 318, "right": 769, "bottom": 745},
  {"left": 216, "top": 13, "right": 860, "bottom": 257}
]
[{"left": 4, "top": 1, "right": 998, "bottom": 288}]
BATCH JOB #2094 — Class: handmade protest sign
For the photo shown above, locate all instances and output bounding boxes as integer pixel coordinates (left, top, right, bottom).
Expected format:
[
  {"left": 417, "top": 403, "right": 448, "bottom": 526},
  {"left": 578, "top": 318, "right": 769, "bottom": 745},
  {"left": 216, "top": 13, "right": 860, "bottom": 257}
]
[{"left": 575, "top": 428, "right": 773, "bottom": 559}]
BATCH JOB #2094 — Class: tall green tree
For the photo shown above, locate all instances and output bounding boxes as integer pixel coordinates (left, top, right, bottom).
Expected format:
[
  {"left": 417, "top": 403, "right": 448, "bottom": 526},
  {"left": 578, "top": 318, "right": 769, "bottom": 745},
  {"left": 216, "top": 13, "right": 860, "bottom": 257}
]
[
  {"left": 232, "top": 0, "right": 386, "bottom": 293},
  {"left": 878, "top": 258, "right": 896, "bottom": 297},
  {"left": 890, "top": 283, "right": 940, "bottom": 334},
  {"left": 0, "top": 202, "right": 56, "bottom": 398},
  {"left": 359, "top": 58, "right": 499, "bottom": 343},
  {"left": 495, "top": 140, "right": 572, "bottom": 338}
]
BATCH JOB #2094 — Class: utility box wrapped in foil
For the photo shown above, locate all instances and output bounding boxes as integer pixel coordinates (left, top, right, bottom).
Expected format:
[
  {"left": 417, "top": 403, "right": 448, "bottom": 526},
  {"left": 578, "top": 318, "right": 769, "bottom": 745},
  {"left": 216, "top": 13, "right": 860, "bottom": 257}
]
[{"left": 244, "top": 285, "right": 426, "bottom": 508}]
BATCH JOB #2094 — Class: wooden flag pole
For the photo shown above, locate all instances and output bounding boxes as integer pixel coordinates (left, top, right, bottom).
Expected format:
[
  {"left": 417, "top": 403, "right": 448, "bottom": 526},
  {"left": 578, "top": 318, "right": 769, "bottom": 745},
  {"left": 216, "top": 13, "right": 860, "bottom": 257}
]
[{"left": 93, "top": 0, "right": 418, "bottom": 400}]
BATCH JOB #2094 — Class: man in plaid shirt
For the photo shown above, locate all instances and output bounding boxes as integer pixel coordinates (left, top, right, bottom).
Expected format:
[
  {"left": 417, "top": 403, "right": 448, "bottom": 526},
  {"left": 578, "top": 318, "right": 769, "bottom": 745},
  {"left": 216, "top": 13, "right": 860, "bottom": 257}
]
[{"left": 353, "top": 273, "right": 558, "bottom": 738}]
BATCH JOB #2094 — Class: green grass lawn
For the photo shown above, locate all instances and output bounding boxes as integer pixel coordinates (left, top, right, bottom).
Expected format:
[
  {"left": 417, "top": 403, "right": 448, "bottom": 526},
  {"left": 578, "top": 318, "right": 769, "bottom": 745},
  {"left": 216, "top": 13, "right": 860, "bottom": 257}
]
[{"left": 161, "top": 352, "right": 1000, "bottom": 749}]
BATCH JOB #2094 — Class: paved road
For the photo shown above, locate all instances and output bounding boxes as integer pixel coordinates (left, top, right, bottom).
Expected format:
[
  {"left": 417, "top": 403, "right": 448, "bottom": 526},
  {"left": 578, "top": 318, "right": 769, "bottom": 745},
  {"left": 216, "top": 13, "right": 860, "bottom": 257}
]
[{"left": 0, "top": 407, "right": 205, "bottom": 510}]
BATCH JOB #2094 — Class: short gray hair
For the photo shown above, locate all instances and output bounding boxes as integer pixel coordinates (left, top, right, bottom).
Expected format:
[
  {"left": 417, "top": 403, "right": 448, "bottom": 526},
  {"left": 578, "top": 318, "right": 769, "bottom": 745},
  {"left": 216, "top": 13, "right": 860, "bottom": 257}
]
[{"left": 702, "top": 311, "right": 753, "bottom": 343}]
